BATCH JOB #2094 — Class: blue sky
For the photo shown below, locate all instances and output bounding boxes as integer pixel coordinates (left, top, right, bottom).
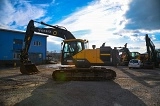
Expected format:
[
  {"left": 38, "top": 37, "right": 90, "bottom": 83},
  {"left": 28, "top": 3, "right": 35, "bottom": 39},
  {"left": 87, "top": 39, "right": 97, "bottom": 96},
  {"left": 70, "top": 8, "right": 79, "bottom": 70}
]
[{"left": 0, "top": 0, "right": 160, "bottom": 53}]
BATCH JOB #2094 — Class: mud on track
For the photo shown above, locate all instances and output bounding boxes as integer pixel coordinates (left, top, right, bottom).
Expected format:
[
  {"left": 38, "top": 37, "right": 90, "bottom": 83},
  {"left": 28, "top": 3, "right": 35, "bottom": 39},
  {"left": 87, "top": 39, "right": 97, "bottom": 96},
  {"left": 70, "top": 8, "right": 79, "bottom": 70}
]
[{"left": 0, "top": 64, "right": 160, "bottom": 106}]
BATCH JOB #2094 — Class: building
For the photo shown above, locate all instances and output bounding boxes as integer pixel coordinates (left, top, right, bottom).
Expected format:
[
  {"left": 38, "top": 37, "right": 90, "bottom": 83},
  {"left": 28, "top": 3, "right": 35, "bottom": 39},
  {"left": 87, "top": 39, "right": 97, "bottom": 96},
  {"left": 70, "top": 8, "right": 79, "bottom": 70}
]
[{"left": 0, "top": 28, "right": 48, "bottom": 66}]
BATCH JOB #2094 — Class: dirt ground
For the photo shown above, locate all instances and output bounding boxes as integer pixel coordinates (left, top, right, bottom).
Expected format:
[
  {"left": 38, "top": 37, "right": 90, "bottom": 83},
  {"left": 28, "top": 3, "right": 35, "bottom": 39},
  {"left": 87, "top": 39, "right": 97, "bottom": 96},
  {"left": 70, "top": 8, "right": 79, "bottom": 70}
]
[{"left": 0, "top": 64, "right": 160, "bottom": 106}]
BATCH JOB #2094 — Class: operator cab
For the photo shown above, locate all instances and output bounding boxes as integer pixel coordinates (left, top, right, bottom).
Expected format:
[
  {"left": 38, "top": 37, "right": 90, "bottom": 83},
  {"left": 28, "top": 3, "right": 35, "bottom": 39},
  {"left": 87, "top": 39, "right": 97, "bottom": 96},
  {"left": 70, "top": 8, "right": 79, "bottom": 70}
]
[
  {"left": 130, "top": 52, "right": 140, "bottom": 59},
  {"left": 61, "top": 39, "right": 88, "bottom": 65}
]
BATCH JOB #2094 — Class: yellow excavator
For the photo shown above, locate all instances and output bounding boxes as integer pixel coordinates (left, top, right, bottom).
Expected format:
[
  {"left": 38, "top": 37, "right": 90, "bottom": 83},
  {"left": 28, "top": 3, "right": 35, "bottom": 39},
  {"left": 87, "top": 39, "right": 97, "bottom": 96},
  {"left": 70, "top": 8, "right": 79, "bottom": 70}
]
[
  {"left": 20, "top": 20, "right": 119, "bottom": 81},
  {"left": 117, "top": 43, "right": 140, "bottom": 66},
  {"left": 140, "top": 34, "right": 160, "bottom": 68}
]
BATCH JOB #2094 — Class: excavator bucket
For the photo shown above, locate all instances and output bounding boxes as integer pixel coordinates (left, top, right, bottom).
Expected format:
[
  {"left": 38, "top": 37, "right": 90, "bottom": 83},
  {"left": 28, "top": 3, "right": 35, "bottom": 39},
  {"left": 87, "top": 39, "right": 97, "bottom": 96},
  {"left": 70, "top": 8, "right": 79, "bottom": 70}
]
[{"left": 20, "top": 63, "right": 39, "bottom": 75}]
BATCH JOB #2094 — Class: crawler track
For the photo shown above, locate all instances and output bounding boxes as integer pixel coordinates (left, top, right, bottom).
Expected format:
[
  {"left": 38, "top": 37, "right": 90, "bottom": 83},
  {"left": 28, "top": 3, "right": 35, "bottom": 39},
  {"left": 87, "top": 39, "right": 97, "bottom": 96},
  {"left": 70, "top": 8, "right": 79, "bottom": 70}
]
[{"left": 52, "top": 67, "right": 116, "bottom": 81}]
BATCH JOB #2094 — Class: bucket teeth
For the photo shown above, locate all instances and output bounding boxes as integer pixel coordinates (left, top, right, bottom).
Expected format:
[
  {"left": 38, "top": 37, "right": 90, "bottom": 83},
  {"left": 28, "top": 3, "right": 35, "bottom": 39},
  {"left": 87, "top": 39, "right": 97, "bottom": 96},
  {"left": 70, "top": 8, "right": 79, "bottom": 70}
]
[{"left": 20, "top": 63, "right": 39, "bottom": 75}]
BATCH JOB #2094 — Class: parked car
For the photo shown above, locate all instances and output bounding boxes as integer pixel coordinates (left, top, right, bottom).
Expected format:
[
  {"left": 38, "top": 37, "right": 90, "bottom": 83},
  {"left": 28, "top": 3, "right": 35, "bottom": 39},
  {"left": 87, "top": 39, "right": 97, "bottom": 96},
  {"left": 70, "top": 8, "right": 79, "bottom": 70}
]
[{"left": 128, "top": 59, "right": 142, "bottom": 69}]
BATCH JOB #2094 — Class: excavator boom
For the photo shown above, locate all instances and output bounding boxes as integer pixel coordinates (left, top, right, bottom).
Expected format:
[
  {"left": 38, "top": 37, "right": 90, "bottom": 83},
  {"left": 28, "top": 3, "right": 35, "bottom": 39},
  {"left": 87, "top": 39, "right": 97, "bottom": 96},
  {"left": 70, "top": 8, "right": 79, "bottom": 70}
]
[
  {"left": 143, "top": 34, "right": 160, "bottom": 68},
  {"left": 20, "top": 20, "right": 76, "bottom": 74}
]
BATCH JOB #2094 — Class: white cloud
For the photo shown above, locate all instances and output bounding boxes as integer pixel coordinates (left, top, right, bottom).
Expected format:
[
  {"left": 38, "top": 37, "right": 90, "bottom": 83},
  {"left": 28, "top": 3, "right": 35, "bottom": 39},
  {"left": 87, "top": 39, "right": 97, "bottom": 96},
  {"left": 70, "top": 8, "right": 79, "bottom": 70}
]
[
  {"left": 47, "top": 0, "right": 159, "bottom": 53},
  {"left": 0, "top": 0, "right": 15, "bottom": 27},
  {"left": 47, "top": 36, "right": 62, "bottom": 45},
  {"left": 0, "top": 0, "right": 47, "bottom": 29},
  {"left": 1, "top": 0, "right": 159, "bottom": 53},
  {"left": 48, "top": 0, "right": 134, "bottom": 50}
]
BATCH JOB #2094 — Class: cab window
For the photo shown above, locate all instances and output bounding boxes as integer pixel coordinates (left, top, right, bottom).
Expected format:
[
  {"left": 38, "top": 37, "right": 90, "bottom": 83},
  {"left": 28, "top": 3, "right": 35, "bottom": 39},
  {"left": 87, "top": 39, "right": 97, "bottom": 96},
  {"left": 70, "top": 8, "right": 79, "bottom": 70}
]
[{"left": 62, "top": 41, "right": 83, "bottom": 58}]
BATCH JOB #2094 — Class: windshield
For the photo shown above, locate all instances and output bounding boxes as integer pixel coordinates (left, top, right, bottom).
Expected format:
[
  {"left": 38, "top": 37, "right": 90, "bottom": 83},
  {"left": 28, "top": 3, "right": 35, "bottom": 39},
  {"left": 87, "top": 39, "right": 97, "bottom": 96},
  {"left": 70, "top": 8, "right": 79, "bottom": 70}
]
[
  {"left": 130, "top": 59, "right": 139, "bottom": 63},
  {"left": 62, "top": 41, "right": 83, "bottom": 58}
]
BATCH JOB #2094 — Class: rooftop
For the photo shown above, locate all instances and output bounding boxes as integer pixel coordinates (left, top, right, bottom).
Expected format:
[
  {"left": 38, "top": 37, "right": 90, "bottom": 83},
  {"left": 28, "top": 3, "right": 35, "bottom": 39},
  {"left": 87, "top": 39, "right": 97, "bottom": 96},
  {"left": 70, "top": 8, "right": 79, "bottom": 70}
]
[{"left": 0, "top": 28, "right": 48, "bottom": 37}]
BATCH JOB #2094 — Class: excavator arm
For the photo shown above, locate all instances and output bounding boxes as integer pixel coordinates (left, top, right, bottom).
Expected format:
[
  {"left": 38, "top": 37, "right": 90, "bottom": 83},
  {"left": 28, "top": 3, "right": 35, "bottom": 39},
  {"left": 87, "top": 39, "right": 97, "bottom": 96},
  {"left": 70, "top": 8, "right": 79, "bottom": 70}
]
[
  {"left": 21, "top": 20, "right": 76, "bottom": 63},
  {"left": 20, "top": 20, "right": 76, "bottom": 74},
  {"left": 145, "top": 34, "right": 159, "bottom": 68},
  {"left": 145, "top": 34, "right": 156, "bottom": 62},
  {"left": 117, "top": 43, "right": 132, "bottom": 65}
]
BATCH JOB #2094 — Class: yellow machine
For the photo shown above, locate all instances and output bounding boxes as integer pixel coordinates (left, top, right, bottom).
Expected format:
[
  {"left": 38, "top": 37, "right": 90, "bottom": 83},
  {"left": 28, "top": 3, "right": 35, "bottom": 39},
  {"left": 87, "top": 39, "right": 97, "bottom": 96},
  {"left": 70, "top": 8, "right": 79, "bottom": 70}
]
[
  {"left": 118, "top": 43, "right": 140, "bottom": 65},
  {"left": 140, "top": 34, "right": 160, "bottom": 68},
  {"left": 20, "top": 20, "right": 119, "bottom": 81}
]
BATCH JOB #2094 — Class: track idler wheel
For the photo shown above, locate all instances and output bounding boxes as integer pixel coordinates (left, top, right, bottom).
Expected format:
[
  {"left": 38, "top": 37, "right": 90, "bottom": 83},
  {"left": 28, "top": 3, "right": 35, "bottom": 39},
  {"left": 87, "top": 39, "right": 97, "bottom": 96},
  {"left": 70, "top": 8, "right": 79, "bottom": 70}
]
[
  {"left": 20, "top": 63, "right": 39, "bottom": 75},
  {"left": 105, "top": 69, "right": 116, "bottom": 80}
]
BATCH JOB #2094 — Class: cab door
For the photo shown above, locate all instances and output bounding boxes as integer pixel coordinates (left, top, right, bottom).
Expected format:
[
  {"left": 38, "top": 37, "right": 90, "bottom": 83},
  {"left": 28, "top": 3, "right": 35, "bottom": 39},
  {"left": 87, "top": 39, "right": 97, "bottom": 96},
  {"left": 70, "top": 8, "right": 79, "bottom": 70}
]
[{"left": 61, "top": 40, "right": 84, "bottom": 65}]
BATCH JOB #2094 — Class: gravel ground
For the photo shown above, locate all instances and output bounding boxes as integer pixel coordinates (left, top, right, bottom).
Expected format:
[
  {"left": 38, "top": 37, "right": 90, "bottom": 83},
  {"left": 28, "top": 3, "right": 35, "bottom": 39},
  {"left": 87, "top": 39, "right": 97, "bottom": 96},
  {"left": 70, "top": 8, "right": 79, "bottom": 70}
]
[{"left": 0, "top": 64, "right": 160, "bottom": 106}]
